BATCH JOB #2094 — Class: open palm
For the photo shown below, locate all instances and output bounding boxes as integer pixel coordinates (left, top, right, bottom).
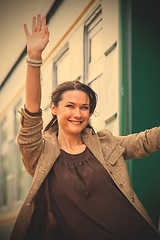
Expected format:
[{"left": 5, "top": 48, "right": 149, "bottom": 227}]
[{"left": 24, "top": 15, "right": 49, "bottom": 58}]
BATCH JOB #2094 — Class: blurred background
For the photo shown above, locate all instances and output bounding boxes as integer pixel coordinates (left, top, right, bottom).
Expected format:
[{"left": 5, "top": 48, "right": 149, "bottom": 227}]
[{"left": 0, "top": 0, "right": 160, "bottom": 239}]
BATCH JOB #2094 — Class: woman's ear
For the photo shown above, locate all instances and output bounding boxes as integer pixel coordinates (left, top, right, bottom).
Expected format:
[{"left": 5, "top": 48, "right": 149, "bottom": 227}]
[{"left": 51, "top": 102, "right": 57, "bottom": 115}]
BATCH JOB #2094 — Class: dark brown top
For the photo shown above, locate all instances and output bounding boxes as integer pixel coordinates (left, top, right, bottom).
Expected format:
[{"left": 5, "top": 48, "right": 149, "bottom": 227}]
[
  {"left": 48, "top": 147, "right": 159, "bottom": 240},
  {"left": 25, "top": 147, "right": 159, "bottom": 240}
]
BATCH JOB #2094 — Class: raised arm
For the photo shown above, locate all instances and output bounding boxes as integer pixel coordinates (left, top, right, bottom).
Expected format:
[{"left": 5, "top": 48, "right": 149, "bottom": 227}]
[
  {"left": 16, "top": 15, "right": 49, "bottom": 176},
  {"left": 24, "top": 14, "right": 49, "bottom": 112},
  {"left": 116, "top": 127, "right": 160, "bottom": 160}
]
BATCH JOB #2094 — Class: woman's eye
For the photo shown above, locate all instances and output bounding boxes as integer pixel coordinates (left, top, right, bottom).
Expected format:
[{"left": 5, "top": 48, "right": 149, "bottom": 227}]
[
  {"left": 66, "top": 105, "right": 74, "bottom": 108},
  {"left": 81, "top": 106, "right": 89, "bottom": 110}
]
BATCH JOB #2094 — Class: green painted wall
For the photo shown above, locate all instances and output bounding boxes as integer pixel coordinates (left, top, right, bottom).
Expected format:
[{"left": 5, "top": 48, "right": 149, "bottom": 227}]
[{"left": 120, "top": 0, "right": 160, "bottom": 227}]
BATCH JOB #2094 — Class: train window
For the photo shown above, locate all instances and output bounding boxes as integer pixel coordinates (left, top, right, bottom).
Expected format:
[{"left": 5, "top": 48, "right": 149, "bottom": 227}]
[
  {"left": 87, "top": 15, "right": 103, "bottom": 66},
  {"left": 0, "top": 117, "right": 8, "bottom": 208},
  {"left": 53, "top": 44, "right": 70, "bottom": 86},
  {"left": 84, "top": 5, "right": 104, "bottom": 130},
  {"left": 84, "top": 5, "right": 103, "bottom": 82}
]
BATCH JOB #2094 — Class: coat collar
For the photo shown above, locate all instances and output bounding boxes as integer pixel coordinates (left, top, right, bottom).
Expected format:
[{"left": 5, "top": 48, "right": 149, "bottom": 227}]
[
  {"left": 30, "top": 126, "right": 122, "bottom": 203},
  {"left": 37, "top": 127, "right": 106, "bottom": 176},
  {"left": 82, "top": 128, "right": 107, "bottom": 169},
  {"left": 33, "top": 126, "right": 60, "bottom": 182}
]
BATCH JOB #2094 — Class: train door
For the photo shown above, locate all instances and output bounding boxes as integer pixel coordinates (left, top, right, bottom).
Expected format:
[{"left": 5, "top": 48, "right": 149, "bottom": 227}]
[{"left": 84, "top": 2, "right": 120, "bottom": 135}]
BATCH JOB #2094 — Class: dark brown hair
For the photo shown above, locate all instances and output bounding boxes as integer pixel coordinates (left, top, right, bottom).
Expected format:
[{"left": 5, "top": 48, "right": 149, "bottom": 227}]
[{"left": 44, "top": 80, "right": 97, "bottom": 132}]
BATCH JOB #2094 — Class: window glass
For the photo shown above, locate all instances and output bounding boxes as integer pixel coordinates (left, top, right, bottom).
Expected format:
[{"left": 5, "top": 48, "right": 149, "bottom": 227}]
[
  {"left": 0, "top": 118, "right": 8, "bottom": 207},
  {"left": 87, "top": 17, "right": 103, "bottom": 65},
  {"left": 84, "top": 7, "right": 104, "bottom": 130},
  {"left": 1, "top": 118, "right": 7, "bottom": 143},
  {"left": 54, "top": 47, "right": 70, "bottom": 85}
]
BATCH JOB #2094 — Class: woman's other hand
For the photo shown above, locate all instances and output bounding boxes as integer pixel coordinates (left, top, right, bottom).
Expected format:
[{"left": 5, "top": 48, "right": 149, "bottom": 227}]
[{"left": 24, "top": 14, "right": 49, "bottom": 59}]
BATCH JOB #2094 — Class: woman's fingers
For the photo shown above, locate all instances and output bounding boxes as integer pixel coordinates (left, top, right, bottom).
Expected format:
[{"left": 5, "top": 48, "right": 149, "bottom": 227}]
[
  {"left": 37, "top": 14, "right": 42, "bottom": 31},
  {"left": 31, "top": 15, "right": 46, "bottom": 32},
  {"left": 24, "top": 15, "right": 49, "bottom": 58},
  {"left": 32, "top": 16, "right": 37, "bottom": 32},
  {"left": 25, "top": 15, "right": 48, "bottom": 41},
  {"left": 41, "top": 16, "right": 46, "bottom": 31},
  {"left": 24, "top": 24, "right": 30, "bottom": 37}
]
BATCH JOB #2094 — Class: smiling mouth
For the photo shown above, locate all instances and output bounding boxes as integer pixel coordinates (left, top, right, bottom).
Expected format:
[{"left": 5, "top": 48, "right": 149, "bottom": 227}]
[{"left": 69, "top": 120, "right": 83, "bottom": 125}]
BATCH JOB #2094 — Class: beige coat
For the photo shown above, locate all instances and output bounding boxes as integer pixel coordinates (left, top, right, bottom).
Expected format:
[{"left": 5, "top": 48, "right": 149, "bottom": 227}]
[{"left": 10, "top": 108, "right": 160, "bottom": 239}]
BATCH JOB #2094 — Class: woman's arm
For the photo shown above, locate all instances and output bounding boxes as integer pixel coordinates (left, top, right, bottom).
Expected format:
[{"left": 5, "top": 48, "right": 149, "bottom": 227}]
[
  {"left": 116, "top": 127, "right": 160, "bottom": 160},
  {"left": 24, "top": 14, "right": 49, "bottom": 112},
  {"left": 17, "top": 108, "right": 43, "bottom": 177},
  {"left": 16, "top": 15, "right": 50, "bottom": 176}
]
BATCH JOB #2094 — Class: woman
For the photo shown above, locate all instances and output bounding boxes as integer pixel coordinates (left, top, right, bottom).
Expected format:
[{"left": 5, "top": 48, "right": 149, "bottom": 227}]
[{"left": 10, "top": 15, "right": 160, "bottom": 240}]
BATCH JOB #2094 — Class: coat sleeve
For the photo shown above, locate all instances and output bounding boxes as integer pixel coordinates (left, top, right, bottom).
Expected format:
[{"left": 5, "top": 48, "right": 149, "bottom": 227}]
[
  {"left": 116, "top": 127, "right": 160, "bottom": 160},
  {"left": 17, "top": 108, "right": 43, "bottom": 176}
]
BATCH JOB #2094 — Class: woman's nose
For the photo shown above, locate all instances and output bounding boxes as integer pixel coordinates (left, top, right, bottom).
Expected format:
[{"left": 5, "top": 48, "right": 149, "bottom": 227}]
[{"left": 74, "top": 108, "right": 81, "bottom": 117}]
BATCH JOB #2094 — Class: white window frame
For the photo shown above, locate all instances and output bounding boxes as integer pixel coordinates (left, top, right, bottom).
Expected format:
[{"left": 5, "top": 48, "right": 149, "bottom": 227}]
[
  {"left": 53, "top": 43, "right": 70, "bottom": 87},
  {"left": 84, "top": 5, "right": 103, "bottom": 84}
]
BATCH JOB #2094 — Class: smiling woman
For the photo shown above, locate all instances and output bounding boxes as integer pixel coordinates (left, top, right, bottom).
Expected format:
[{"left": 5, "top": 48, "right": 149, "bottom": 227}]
[
  {"left": 9, "top": 15, "right": 160, "bottom": 240},
  {"left": 51, "top": 90, "right": 91, "bottom": 154},
  {"left": 44, "top": 79, "right": 97, "bottom": 131}
]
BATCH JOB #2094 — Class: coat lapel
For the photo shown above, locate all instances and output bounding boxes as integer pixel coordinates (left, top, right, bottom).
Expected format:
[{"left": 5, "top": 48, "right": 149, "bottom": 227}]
[
  {"left": 41, "top": 134, "right": 61, "bottom": 173},
  {"left": 82, "top": 129, "right": 107, "bottom": 169},
  {"left": 31, "top": 131, "right": 61, "bottom": 194},
  {"left": 82, "top": 128, "right": 125, "bottom": 168}
]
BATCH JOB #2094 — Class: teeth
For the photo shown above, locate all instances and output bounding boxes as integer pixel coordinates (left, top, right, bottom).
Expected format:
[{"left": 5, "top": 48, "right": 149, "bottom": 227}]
[{"left": 70, "top": 121, "right": 81, "bottom": 124}]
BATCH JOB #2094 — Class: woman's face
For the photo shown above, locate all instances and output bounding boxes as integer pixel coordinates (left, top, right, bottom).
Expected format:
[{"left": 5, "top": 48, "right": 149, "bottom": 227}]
[{"left": 51, "top": 90, "right": 91, "bottom": 137}]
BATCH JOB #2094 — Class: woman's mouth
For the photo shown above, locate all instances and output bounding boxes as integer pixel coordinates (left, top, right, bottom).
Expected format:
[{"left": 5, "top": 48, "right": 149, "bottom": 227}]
[{"left": 69, "top": 120, "right": 83, "bottom": 125}]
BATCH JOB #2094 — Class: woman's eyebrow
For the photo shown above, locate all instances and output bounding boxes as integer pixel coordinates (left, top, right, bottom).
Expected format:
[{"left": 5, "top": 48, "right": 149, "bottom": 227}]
[
  {"left": 82, "top": 104, "right": 89, "bottom": 106},
  {"left": 66, "top": 102, "right": 89, "bottom": 106},
  {"left": 66, "top": 102, "right": 75, "bottom": 105}
]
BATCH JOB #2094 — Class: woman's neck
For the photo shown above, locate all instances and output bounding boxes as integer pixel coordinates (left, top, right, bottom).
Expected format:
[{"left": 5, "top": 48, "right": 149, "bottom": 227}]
[{"left": 57, "top": 132, "right": 85, "bottom": 154}]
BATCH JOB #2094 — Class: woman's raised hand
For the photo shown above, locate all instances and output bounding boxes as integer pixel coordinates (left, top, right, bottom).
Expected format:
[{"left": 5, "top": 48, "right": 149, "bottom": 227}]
[{"left": 24, "top": 14, "right": 49, "bottom": 59}]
